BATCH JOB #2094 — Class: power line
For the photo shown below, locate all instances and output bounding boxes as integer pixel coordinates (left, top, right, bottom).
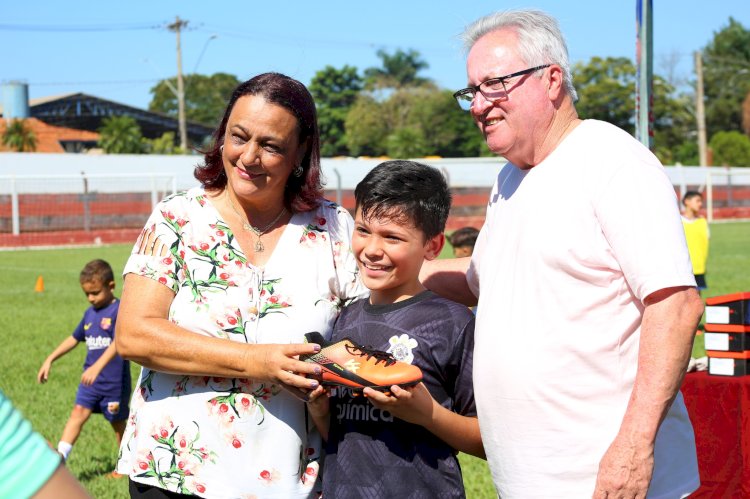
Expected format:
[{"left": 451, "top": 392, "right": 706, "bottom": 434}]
[
  {"left": 0, "top": 22, "right": 160, "bottom": 32},
  {"left": 28, "top": 79, "right": 160, "bottom": 86},
  {"left": 195, "top": 25, "right": 455, "bottom": 56},
  {"left": 0, "top": 20, "right": 452, "bottom": 55}
]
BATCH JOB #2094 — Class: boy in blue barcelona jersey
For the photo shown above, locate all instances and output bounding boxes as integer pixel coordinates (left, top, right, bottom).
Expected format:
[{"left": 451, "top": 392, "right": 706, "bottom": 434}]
[
  {"left": 307, "top": 160, "right": 484, "bottom": 498},
  {"left": 37, "top": 259, "right": 130, "bottom": 466}
]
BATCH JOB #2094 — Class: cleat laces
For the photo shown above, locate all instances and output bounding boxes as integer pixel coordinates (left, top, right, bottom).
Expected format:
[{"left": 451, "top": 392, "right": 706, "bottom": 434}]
[{"left": 345, "top": 343, "right": 396, "bottom": 366}]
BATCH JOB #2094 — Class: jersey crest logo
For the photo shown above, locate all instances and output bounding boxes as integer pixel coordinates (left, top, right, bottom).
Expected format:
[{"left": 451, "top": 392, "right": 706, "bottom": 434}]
[
  {"left": 107, "top": 401, "right": 120, "bottom": 415},
  {"left": 387, "top": 334, "right": 418, "bottom": 364},
  {"left": 343, "top": 359, "right": 360, "bottom": 373},
  {"left": 100, "top": 317, "right": 112, "bottom": 330},
  {"left": 83, "top": 322, "right": 92, "bottom": 331}
]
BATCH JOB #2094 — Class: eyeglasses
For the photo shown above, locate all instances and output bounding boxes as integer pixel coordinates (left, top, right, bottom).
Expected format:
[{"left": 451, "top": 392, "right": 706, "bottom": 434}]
[{"left": 452, "top": 64, "right": 551, "bottom": 111}]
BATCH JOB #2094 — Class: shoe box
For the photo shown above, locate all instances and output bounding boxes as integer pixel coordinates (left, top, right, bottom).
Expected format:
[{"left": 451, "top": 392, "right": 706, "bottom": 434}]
[
  {"left": 704, "top": 324, "right": 750, "bottom": 353},
  {"left": 705, "top": 292, "right": 750, "bottom": 326},
  {"left": 704, "top": 292, "right": 750, "bottom": 376},
  {"left": 707, "top": 351, "right": 750, "bottom": 377}
]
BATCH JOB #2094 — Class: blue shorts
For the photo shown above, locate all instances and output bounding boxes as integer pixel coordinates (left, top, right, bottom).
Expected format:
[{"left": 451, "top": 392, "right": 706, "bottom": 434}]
[
  {"left": 75, "top": 382, "right": 130, "bottom": 422},
  {"left": 694, "top": 274, "right": 707, "bottom": 290}
]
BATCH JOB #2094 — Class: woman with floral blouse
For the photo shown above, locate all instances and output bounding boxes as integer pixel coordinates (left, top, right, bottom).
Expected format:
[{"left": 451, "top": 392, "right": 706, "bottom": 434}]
[{"left": 115, "top": 73, "right": 367, "bottom": 498}]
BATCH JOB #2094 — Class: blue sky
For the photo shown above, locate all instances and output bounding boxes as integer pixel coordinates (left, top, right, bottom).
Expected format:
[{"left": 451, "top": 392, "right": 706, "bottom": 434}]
[{"left": 2, "top": 0, "right": 749, "bottom": 110}]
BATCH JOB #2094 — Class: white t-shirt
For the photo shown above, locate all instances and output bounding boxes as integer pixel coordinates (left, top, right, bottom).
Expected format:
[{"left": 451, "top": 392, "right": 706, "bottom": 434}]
[{"left": 467, "top": 120, "right": 699, "bottom": 498}]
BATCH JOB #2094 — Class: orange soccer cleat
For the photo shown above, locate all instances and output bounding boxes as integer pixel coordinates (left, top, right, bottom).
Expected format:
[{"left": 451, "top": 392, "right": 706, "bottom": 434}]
[{"left": 301, "top": 332, "right": 423, "bottom": 393}]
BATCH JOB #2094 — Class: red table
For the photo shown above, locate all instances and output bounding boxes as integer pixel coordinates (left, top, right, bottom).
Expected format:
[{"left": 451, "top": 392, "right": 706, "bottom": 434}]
[{"left": 680, "top": 371, "right": 750, "bottom": 497}]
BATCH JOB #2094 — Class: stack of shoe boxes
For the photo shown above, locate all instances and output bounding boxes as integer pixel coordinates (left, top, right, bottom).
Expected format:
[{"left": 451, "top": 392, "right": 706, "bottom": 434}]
[{"left": 704, "top": 292, "right": 750, "bottom": 376}]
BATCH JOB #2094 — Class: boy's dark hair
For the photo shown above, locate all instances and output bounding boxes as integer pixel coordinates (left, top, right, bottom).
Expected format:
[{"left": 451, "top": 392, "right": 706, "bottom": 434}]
[
  {"left": 80, "top": 259, "right": 114, "bottom": 284},
  {"left": 354, "top": 160, "right": 451, "bottom": 239},
  {"left": 682, "top": 190, "right": 703, "bottom": 205},
  {"left": 449, "top": 227, "right": 479, "bottom": 249}
]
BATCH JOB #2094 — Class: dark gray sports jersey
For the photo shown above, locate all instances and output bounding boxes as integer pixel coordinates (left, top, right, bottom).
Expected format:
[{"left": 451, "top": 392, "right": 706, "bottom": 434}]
[{"left": 323, "top": 291, "right": 476, "bottom": 499}]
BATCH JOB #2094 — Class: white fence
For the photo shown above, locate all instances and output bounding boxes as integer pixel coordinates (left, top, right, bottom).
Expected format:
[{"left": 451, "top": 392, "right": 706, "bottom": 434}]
[
  {"left": 667, "top": 165, "right": 750, "bottom": 222},
  {"left": 0, "top": 153, "right": 505, "bottom": 192},
  {"left": 0, "top": 154, "right": 748, "bottom": 232},
  {"left": 0, "top": 172, "right": 176, "bottom": 235}
]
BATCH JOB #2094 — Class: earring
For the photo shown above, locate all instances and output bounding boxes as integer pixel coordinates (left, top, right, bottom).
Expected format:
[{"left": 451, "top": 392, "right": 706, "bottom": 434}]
[
  {"left": 293, "top": 165, "right": 304, "bottom": 177},
  {"left": 220, "top": 145, "right": 224, "bottom": 153}
]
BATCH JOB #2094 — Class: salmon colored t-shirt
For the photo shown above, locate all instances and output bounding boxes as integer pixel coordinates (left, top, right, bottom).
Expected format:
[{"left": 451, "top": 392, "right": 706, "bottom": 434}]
[{"left": 467, "top": 120, "right": 699, "bottom": 499}]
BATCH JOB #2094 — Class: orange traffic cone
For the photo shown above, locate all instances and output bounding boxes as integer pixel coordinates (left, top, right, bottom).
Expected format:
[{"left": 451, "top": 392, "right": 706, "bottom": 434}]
[{"left": 35, "top": 275, "right": 44, "bottom": 293}]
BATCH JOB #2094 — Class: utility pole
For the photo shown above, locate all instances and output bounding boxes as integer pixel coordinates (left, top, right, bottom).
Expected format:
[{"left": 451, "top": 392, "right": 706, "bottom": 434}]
[
  {"left": 695, "top": 51, "right": 708, "bottom": 167},
  {"left": 168, "top": 16, "right": 189, "bottom": 153},
  {"left": 694, "top": 51, "right": 712, "bottom": 222},
  {"left": 635, "top": 0, "right": 653, "bottom": 150}
]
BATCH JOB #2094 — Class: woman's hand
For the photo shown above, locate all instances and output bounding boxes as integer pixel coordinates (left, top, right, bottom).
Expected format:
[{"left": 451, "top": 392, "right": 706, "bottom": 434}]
[
  {"left": 245, "top": 343, "right": 322, "bottom": 391},
  {"left": 117, "top": 274, "right": 325, "bottom": 384}
]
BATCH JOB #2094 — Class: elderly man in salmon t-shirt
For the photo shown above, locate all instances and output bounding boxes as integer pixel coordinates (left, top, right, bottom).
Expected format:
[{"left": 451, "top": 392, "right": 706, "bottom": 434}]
[{"left": 421, "top": 8, "right": 704, "bottom": 499}]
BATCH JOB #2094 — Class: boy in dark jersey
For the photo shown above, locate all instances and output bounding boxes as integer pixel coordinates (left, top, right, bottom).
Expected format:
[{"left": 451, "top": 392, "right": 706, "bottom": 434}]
[
  {"left": 37, "top": 259, "right": 130, "bottom": 466},
  {"left": 308, "top": 160, "right": 483, "bottom": 498}
]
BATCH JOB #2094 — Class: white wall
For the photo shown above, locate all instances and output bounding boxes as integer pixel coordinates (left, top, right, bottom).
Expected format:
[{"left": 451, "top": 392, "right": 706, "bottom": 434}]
[{"left": 0, "top": 153, "right": 747, "bottom": 195}]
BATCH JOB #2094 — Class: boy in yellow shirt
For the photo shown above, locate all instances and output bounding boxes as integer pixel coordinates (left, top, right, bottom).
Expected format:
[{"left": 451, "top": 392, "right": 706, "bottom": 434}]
[{"left": 681, "top": 191, "right": 709, "bottom": 292}]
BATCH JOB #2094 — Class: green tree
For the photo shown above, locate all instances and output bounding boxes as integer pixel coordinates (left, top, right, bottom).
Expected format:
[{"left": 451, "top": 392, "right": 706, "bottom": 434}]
[
  {"left": 364, "top": 49, "right": 433, "bottom": 90},
  {"left": 407, "top": 89, "right": 488, "bottom": 157},
  {"left": 709, "top": 130, "right": 750, "bottom": 166},
  {"left": 98, "top": 115, "right": 144, "bottom": 154},
  {"left": 345, "top": 95, "right": 389, "bottom": 156},
  {"left": 572, "top": 56, "right": 695, "bottom": 164},
  {"left": 573, "top": 57, "right": 636, "bottom": 133},
  {"left": 309, "top": 65, "right": 363, "bottom": 157},
  {"left": 652, "top": 78, "right": 696, "bottom": 164},
  {"left": 1, "top": 119, "right": 37, "bottom": 152},
  {"left": 149, "top": 72, "right": 240, "bottom": 126},
  {"left": 702, "top": 18, "right": 750, "bottom": 138},
  {"left": 143, "top": 132, "right": 180, "bottom": 155},
  {"left": 673, "top": 140, "right": 699, "bottom": 166},
  {"left": 386, "top": 127, "right": 427, "bottom": 158},
  {"left": 345, "top": 87, "right": 489, "bottom": 158}
]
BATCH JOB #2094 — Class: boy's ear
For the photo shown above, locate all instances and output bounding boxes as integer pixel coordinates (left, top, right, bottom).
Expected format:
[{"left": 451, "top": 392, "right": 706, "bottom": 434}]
[
  {"left": 423, "top": 233, "right": 445, "bottom": 261},
  {"left": 108, "top": 280, "right": 116, "bottom": 290}
]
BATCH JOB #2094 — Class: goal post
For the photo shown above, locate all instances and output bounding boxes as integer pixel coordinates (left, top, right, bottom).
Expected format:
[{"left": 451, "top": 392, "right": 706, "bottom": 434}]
[{"left": 0, "top": 173, "right": 176, "bottom": 246}]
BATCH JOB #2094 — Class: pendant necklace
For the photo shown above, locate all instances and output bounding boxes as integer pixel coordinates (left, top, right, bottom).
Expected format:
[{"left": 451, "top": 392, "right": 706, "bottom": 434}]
[{"left": 226, "top": 191, "right": 287, "bottom": 252}]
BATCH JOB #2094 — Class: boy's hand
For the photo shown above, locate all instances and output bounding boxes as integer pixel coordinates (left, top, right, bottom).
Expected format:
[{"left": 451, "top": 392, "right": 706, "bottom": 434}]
[
  {"left": 80, "top": 366, "right": 101, "bottom": 386},
  {"left": 37, "top": 360, "right": 52, "bottom": 384},
  {"left": 306, "top": 385, "right": 330, "bottom": 418},
  {"left": 363, "top": 382, "right": 434, "bottom": 426}
]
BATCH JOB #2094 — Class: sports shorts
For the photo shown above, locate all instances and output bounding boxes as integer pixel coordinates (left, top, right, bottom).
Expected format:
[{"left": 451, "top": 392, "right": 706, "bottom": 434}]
[
  {"left": 694, "top": 274, "right": 707, "bottom": 290},
  {"left": 75, "top": 381, "right": 131, "bottom": 422}
]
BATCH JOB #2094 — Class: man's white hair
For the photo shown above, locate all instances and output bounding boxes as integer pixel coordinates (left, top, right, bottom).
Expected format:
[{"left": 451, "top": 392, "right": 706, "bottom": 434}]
[{"left": 461, "top": 9, "right": 578, "bottom": 101}]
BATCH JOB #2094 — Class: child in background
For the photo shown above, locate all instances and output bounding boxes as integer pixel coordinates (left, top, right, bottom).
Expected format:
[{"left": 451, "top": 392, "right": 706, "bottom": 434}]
[
  {"left": 448, "top": 226, "right": 479, "bottom": 258},
  {"left": 308, "top": 160, "right": 482, "bottom": 498},
  {"left": 682, "top": 191, "right": 710, "bottom": 292},
  {"left": 37, "top": 259, "right": 130, "bottom": 467}
]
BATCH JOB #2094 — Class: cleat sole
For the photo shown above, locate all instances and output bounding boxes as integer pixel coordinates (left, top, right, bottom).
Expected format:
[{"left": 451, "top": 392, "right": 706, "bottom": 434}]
[{"left": 319, "top": 379, "right": 421, "bottom": 394}]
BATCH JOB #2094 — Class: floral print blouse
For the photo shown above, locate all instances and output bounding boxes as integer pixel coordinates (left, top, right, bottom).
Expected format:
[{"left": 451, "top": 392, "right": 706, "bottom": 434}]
[{"left": 116, "top": 187, "right": 367, "bottom": 498}]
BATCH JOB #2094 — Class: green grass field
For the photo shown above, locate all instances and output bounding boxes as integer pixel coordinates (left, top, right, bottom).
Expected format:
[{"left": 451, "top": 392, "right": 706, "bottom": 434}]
[{"left": 0, "top": 221, "right": 747, "bottom": 498}]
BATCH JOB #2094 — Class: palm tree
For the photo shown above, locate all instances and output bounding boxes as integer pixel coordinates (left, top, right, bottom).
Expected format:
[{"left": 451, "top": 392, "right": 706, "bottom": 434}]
[
  {"left": 364, "top": 49, "right": 433, "bottom": 90},
  {"left": 97, "top": 115, "right": 144, "bottom": 154},
  {"left": 2, "top": 119, "right": 37, "bottom": 152}
]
